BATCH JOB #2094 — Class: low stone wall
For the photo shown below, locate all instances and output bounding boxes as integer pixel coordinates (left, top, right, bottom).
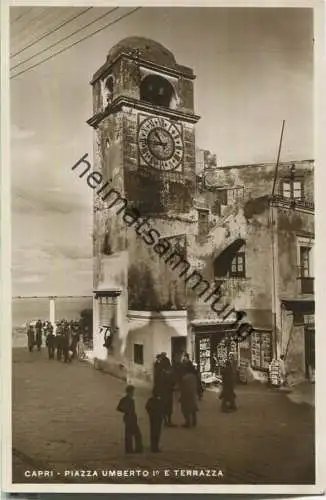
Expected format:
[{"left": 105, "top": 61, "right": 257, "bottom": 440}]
[
  {"left": 92, "top": 355, "right": 153, "bottom": 389},
  {"left": 93, "top": 355, "right": 127, "bottom": 381},
  {"left": 126, "top": 363, "right": 152, "bottom": 389}
]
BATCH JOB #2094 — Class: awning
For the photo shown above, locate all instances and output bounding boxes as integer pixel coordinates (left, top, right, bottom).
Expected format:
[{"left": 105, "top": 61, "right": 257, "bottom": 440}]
[
  {"left": 281, "top": 298, "right": 314, "bottom": 314},
  {"left": 93, "top": 287, "right": 121, "bottom": 299},
  {"left": 191, "top": 319, "right": 237, "bottom": 335}
]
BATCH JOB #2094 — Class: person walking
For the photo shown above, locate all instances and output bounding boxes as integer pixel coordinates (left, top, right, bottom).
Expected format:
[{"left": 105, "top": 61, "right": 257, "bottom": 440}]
[
  {"left": 160, "top": 366, "right": 176, "bottom": 427},
  {"left": 219, "top": 360, "right": 237, "bottom": 412},
  {"left": 62, "top": 320, "right": 70, "bottom": 363},
  {"left": 35, "top": 319, "right": 43, "bottom": 351},
  {"left": 179, "top": 364, "right": 199, "bottom": 428},
  {"left": 69, "top": 331, "right": 79, "bottom": 361},
  {"left": 181, "top": 353, "right": 194, "bottom": 377},
  {"left": 116, "top": 385, "right": 143, "bottom": 454},
  {"left": 153, "top": 354, "right": 163, "bottom": 391},
  {"left": 45, "top": 322, "right": 56, "bottom": 360},
  {"left": 77, "top": 334, "right": 86, "bottom": 360},
  {"left": 56, "top": 321, "right": 63, "bottom": 361},
  {"left": 193, "top": 362, "right": 204, "bottom": 400},
  {"left": 145, "top": 390, "right": 164, "bottom": 452},
  {"left": 26, "top": 323, "right": 35, "bottom": 352}
]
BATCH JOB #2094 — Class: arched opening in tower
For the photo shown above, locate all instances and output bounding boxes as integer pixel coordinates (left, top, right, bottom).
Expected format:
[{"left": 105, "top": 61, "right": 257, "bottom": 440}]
[{"left": 140, "top": 74, "right": 176, "bottom": 108}]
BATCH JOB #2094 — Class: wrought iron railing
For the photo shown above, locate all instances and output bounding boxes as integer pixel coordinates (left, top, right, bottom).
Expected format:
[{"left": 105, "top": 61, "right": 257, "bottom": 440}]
[
  {"left": 296, "top": 267, "right": 314, "bottom": 294},
  {"left": 271, "top": 195, "right": 314, "bottom": 211}
]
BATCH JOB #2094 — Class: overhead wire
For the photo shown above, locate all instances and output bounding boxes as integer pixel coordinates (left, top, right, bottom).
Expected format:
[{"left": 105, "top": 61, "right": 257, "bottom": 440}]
[
  {"left": 11, "top": 7, "right": 119, "bottom": 71},
  {"left": 10, "top": 8, "right": 33, "bottom": 25},
  {"left": 11, "top": 7, "right": 93, "bottom": 58},
  {"left": 10, "top": 8, "right": 141, "bottom": 80},
  {"left": 11, "top": 8, "right": 51, "bottom": 35}
]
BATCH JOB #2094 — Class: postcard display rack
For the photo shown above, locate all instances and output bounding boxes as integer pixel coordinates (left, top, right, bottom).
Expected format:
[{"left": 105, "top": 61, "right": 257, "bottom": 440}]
[
  {"left": 198, "top": 336, "right": 239, "bottom": 375},
  {"left": 199, "top": 337, "right": 211, "bottom": 373},
  {"left": 251, "top": 331, "right": 272, "bottom": 370}
]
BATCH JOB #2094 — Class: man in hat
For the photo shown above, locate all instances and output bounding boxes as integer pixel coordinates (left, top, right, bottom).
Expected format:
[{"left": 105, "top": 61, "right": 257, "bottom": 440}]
[
  {"left": 145, "top": 389, "right": 164, "bottom": 452},
  {"left": 117, "top": 385, "right": 143, "bottom": 454}
]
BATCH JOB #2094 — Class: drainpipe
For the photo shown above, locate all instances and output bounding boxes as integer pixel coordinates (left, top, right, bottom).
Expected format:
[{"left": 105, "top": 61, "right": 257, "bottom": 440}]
[
  {"left": 270, "top": 205, "right": 279, "bottom": 358},
  {"left": 270, "top": 120, "right": 285, "bottom": 359}
]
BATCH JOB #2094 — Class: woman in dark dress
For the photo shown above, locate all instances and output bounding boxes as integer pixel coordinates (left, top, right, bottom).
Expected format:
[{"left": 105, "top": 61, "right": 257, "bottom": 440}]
[{"left": 219, "top": 360, "right": 237, "bottom": 412}]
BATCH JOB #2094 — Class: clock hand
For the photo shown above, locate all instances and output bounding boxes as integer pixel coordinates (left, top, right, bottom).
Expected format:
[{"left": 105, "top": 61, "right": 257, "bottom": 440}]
[
  {"left": 148, "top": 139, "right": 165, "bottom": 146},
  {"left": 154, "top": 131, "right": 161, "bottom": 142}
]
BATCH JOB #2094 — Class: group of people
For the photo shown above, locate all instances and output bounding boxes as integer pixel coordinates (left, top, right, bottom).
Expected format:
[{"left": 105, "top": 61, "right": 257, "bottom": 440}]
[
  {"left": 26, "top": 319, "right": 86, "bottom": 363},
  {"left": 117, "top": 351, "right": 237, "bottom": 454}
]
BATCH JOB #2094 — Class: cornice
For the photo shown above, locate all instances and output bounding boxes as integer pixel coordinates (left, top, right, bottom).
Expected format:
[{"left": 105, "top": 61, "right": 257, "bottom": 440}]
[
  {"left": 87, "top": 96, "right": 200, "bottom": 129},
  {"left": 90, "top": 52, "right": 195, "bottom": 85}
]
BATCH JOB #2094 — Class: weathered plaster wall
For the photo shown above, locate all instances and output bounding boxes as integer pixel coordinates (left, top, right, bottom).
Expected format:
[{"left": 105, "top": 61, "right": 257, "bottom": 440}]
[
  {"left": 189, "top": 160, "right": 314, "bottom": 330},
  {"left": 285, "top": 324, "right": 306, "bottom": 383},
  {"left": 126, "top": 216, "right": 196, "bottom": 311},
  {"left": 125, "top": 311, "right": 188, "bottom": 382},
  {"left": 277, "top": 209, "right": 314, "bottom": 299}
]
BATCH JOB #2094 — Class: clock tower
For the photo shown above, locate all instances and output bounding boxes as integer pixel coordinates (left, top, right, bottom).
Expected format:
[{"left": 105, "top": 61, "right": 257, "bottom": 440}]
[{"left": 88, "top": 37, "right": 200, "bottom": 376}]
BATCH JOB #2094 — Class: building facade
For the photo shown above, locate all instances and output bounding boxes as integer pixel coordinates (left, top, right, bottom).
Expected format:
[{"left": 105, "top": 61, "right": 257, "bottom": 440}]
[
  {"left": 192, "top": 159, "right": 314, "bottom": 384},
  {"left": 87, "top": 37, "right": 314, "bottom": 385}
]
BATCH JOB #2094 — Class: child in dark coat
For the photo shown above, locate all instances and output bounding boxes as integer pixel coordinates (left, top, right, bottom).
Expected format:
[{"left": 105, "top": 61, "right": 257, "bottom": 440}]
[
  {"left": 145, "top": 390, "right": 164, "bottom": 452},
  {"left": 117, "top": 385, "right": 143, "bottom": 454}
]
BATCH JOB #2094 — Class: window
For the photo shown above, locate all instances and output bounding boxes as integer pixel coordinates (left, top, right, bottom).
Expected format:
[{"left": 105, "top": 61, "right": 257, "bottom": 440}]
[
  {"left": 299, "top": 246, "right": 310, "bottom": 277},
  {"left": 251, "top": 331, "right": 272, "bottom": 371},
  {"left": 293, "top": 181, "right": 302, "bottom": 199},
  {"left": 217, "top": 189, "right": 227, "bottom": 205},
  {"left": 282, "top": 181, "right": 291, "bottom": 198},
  {"left": 134, "top": 344, "right": 144, "bottom": 365},
  {"left": 229, "top": 252, "right": 246, "bottom": 278},
  {"left": 198, "top": 209, "right": 209, "bottom": 238},
  {"left": 281, "top": 179, "right": 303, "bottom": 200}
]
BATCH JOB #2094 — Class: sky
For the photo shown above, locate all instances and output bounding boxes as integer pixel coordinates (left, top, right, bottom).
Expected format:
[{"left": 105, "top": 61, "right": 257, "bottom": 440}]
[{"left": 10, "top": 6, "right": 313, "bottom": 296}]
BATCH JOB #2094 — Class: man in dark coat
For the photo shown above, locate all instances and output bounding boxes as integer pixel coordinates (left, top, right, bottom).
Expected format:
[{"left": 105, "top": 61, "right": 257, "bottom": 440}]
[
  {"left": 153, "top": 354, "right": 163, "bottom": 391},
  {"left": 117, "top": 385, "right": 143, "bottom": 454},
  {"left": 160, "top": 367, "right": 175, "bottom": 427},
  {"left": 26, "top": 324, "right": 35, "bottom": 352},
  {"left": 61, "top": 320, "right": 70, "bottom": 363},
  {"left": 35, "top": 320, "right": 43, "bottom": 351},
  {"left": 145, "top": 390, "right": 164, "bottom": 452},
  {"left": 180, "top": 364, "right": 199, "bottom": 428},
  {"left": 219, "top": 360, "right": 237, "bottom": 412},
  {"left": 45, "top": 322, "right": 55, "bottom": 360},
  {"left": 181, "top": 353, "right": 194, "bottom": 377},
  {"left": 56, "top": 321, "right": 64, "bottom": 361}
]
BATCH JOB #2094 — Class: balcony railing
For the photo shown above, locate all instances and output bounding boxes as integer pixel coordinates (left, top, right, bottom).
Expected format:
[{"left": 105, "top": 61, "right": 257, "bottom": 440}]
[
  {"left": 271, "top": 195, "right": 314, "bottom": 211},
  {"left": 297, "top": 267, "right": 314, "bottom": 294}
]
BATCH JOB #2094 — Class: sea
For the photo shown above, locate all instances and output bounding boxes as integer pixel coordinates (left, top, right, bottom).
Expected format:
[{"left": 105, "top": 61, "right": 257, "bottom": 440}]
[{"left": 12, "top": 296, "right": 92, "bottom": 347}]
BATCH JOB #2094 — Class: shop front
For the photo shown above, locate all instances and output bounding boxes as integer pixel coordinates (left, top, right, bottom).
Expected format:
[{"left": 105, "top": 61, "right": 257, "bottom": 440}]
[
  {"left": 191, "top": 320, "right": 273, "bottom": 383},
  {"left": 191, "top": 321, "right": 239, "bottom": 378},
  {"left": 282, "top": 299, "right": 315, "bottom": 383}
]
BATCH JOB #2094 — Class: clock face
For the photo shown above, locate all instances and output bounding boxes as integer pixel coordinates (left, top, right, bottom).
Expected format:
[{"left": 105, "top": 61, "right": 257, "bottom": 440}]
[{"left": 138, "top": 116, "right": 184, "bottom": 171}]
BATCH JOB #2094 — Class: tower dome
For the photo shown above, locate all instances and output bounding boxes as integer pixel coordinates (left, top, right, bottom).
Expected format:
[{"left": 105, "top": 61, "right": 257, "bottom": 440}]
[{"left": 106, "top": 36, "right": 177, "bottom": 69}]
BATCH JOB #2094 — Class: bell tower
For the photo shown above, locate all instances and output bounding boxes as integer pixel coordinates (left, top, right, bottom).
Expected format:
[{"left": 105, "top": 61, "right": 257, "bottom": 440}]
[
  {"left": 88, "top": 37, "right": 200, "bottom": 372},
  {"left": 88, "top": 36, "right": 200, "bottom": 213}
]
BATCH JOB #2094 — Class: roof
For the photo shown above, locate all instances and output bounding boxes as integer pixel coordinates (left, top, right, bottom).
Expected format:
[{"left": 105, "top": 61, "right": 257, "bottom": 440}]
[
  {"left": 91, "top": 36, "right": 194, "bottom": 83},
  {"left": 107, "top": 37, "right": 177, "bottom": 68}
]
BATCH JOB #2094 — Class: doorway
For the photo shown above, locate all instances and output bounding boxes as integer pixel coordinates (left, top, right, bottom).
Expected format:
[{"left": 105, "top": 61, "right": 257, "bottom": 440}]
[
  {"left": 304, "top": 327, "right": 315, "bottom": 381},
  {"left": 171, "top": 336, "right": 187, "bottom": 364}
]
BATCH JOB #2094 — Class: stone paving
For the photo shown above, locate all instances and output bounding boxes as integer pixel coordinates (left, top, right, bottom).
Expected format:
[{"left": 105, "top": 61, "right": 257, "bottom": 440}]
[{"left": 12, "top": 348, "right": 315, "bottom": 485}]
